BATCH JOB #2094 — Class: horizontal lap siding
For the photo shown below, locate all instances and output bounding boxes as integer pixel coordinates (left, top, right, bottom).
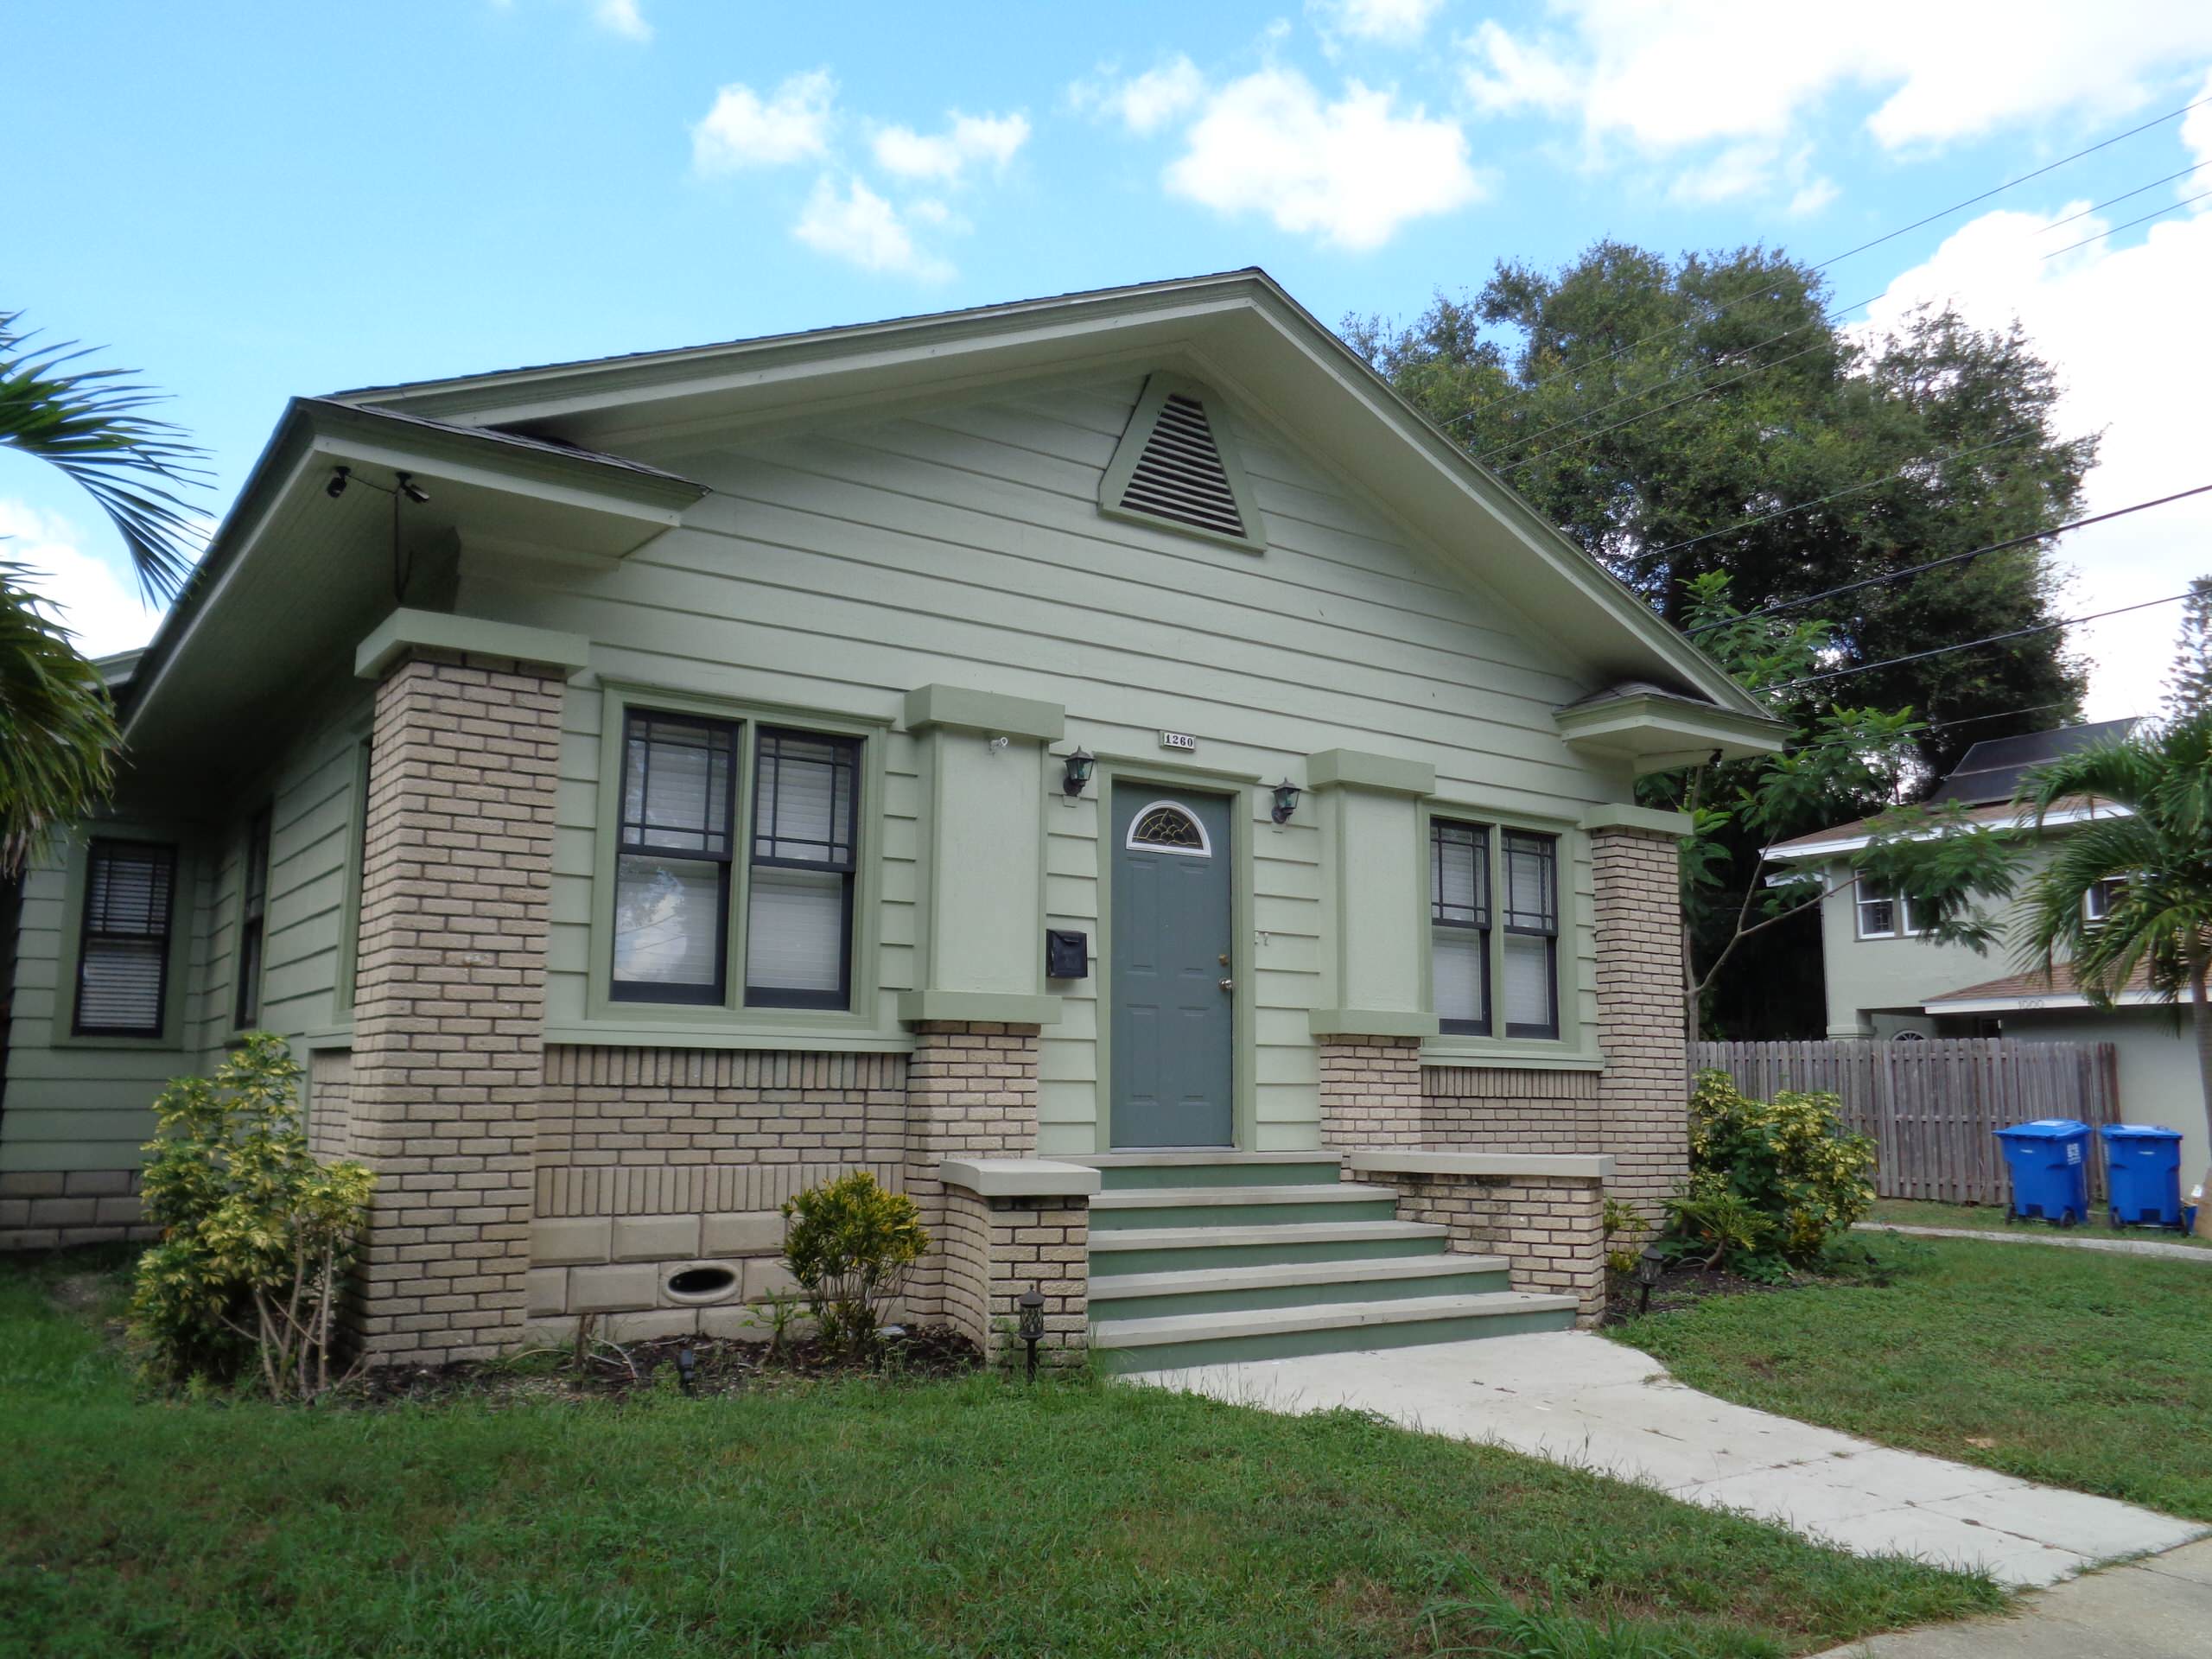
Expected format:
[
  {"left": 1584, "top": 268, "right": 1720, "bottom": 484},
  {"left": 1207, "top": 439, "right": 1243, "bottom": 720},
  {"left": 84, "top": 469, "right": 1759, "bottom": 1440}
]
[{"left": 457, "top": 372, "right": 1625, "bottom": 1145}]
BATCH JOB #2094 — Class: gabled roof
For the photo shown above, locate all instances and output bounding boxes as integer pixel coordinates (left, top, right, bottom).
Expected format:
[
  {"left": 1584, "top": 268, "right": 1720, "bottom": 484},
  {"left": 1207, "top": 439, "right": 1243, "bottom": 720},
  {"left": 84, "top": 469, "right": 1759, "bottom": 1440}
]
[
  {"left": 323, "top": 268, "right": 1778, "bottom": 733},
  {"left": 1927, "top": 718, "right": 2138, "bottom": 807}
]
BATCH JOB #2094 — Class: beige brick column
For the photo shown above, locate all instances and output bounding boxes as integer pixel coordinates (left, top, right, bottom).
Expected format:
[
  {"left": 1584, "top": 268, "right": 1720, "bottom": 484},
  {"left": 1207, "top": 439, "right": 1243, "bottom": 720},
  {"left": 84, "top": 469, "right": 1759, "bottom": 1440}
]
[
  {"left": 1591, "top": 823, "right": 1689, "bottom": 1221},
  {"left": 940, "top": 1185, "right": 1090, "bottom": 1366},
  {"left": 1317, "top": 1036, "right": 1424, "bottom": 1149},
  {"left": 901, "top": 1020, "right": 1039, "bottom": 1322},
  {"left": 346, "top": 646, "right": 565, "bottom": 1365}
]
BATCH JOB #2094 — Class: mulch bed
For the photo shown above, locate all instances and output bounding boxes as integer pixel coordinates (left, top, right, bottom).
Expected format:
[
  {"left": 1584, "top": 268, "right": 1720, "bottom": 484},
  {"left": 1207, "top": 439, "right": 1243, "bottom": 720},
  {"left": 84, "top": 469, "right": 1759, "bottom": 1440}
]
[
  {"left": 1600, "top": 1261, "right": 1784, "bottom": 1326},
  {"left": 351, "top": 1325, "right": 981, "bottom": 1406}
]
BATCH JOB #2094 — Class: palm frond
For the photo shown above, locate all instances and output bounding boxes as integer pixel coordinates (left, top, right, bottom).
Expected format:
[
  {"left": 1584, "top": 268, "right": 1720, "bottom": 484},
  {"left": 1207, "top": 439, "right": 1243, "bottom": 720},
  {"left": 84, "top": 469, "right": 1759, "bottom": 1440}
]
[
  {"left": 2016, "top": 733, "right": 2159, "bottom": 823},
  {"left": 0, "top": 565, "right": 119, "bottom": 871},
  {"left": 0, "top": 309, "right": 209, "bottom": 602}
]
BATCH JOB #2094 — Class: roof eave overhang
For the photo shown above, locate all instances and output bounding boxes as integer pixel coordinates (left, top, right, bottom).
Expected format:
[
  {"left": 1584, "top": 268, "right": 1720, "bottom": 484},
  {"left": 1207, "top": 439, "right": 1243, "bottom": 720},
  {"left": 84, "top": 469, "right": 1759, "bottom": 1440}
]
[
  {"left": 1764, "top": 799, "right": 2133, "bottom": 863},
  {"left": 1554, "top": 692, "right": 1786, "bottom": 774},
  {"left": 123, "top": 399, "right": 706, "bottom": 745},
  {"left": 1923, "top": 989, "right": 2173, "bottom": 1014}
]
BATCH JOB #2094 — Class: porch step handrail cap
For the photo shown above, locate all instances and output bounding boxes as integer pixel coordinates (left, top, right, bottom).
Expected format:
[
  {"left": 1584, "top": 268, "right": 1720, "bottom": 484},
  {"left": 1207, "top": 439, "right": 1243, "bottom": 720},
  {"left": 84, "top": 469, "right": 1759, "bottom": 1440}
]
[{"left": 938, "top": 1157, "right": 1103, "bottom": 1198}]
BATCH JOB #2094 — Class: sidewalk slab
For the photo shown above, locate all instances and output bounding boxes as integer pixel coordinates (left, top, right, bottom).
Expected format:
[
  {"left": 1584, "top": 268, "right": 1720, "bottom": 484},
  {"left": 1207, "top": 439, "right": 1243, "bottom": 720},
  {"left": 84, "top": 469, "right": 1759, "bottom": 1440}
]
[
  {"left": 1817, "top": 1538, "right": 2212, "bottom": 1657},
  {"left": 1124, "top": 1332, "right": 2205, "bottom": 1588},
  {"left": 1866, "top": 1224, "right": 2211, "bottom": 1263}
]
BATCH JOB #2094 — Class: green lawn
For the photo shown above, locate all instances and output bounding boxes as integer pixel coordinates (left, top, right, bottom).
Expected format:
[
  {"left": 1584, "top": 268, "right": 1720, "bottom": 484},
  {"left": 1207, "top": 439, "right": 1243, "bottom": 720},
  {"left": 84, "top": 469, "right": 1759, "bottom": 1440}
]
[
  {"left": 0, "top": 1250, "right": 2001, "bottom": 1659},
  {"left": 1868, "top": 1197, "right": 2210, "bottom": 1249},
  {"left": 1614, "top": 1232, "right": 2212, "bottom": 1522}
]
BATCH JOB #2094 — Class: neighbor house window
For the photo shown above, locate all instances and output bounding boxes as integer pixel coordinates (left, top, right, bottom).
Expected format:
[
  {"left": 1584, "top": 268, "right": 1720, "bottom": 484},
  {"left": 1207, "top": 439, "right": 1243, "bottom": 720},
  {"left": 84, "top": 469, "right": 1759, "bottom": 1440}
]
[
  {"left": 1500, "top": 830, "right": 1560, "bottom": 1039},
  {"left": 234, "top": 806, "right": 272, "bottom": 1028},
  {"left": 611, "top": 711, "right": 739, "bottom": 1004},
  {"left": 73, "top": 840, "right": 176, "bottom": 1037},
  {"left": 1430, "top": 819, "right": 1491, "bottom": 1035},
  {"left": 746, "top": 728, "right": 860, "bottom": 1008},
  {"left": 2083, "top": 876, "right": 2125, "bottom": 924},
  {"left": 1854, "top": 881, "right": 1918, "bottom": 939}
]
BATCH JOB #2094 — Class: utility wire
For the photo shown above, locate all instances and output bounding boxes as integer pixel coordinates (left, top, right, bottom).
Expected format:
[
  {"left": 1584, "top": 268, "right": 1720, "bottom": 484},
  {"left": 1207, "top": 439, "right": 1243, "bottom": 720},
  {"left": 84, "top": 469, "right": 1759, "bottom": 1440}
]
[
  {"left": 1643, "top": 426, "right": 2035, "bottom": 562},
  {"left": 1442, "top": 91, "right": 2212, "bottom": 432},
  {"left": 1685, "top": 484, "right": 2212, "bottom": 635},
  {"left": 2040, "top": 165, "right": 2202, "bottom": 233},
  {"left": 1919, "top": 699, "right": 2074, "bottom": 734},
  {"left": 1779, "top": 592, "right": 2191, "bottom": 690},
  {"left": 2043, "top": 186, "right": 2212, "bottom": 258}
]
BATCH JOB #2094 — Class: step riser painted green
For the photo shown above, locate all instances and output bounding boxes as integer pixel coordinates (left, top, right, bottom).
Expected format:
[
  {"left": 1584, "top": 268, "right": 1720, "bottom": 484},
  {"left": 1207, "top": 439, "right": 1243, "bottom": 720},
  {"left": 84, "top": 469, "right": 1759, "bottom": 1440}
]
[
  {"left": 1089, "top": 1234, "right": 1450, "bottom": 1275},
  {"left": 1091, "top": 1198, "right": 1398, "bottom": 1230},
  {"left": 1097, "top": 1306, "right": 1578, "bottom": 1371},
  {"left": 1095, "top": 1162, "right": 1344, "bottom": 1191},
  {"left": 1093, "top": 1268, "right": 1513, "bottom": 1320}
]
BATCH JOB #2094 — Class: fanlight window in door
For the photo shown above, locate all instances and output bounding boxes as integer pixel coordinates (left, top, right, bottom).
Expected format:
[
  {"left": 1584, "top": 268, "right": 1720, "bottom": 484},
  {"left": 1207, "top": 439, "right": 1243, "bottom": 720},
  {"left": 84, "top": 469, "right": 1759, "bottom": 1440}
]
[{"left": 1125, "top": 801, "right": 1212, "bottom": 857}]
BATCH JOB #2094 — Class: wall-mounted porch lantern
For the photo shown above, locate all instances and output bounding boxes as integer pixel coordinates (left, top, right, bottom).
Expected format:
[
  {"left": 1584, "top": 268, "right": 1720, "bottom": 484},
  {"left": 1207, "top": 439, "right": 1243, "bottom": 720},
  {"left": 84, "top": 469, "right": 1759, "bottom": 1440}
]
[
  {"left": 1270, "top": 779, "right": 1301, "bottom": 824},
  {"left": 1061, "top": 747, "right": 1096, "bottom": 798}
]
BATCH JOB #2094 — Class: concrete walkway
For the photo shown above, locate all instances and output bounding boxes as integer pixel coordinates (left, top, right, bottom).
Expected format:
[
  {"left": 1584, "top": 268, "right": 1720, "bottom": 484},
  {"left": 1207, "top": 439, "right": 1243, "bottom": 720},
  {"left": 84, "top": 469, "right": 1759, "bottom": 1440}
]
[
  {"left": 1867, "top": 1223, "right": 2210, "bottom": 1263},
  {"left": 1125, "top": 1332, "right": 2204, "bottom": 1587},
  {"left": 1816, "top": 1537, "right": 2212, "bottom": 1656}
]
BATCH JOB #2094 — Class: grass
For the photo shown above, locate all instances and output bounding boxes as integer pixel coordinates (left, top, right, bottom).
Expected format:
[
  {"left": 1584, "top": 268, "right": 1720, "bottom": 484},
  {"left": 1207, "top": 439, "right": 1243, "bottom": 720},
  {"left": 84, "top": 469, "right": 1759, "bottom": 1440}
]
[
  {"left": 1613, "top": 1231, "right": 2212, "bottom": 1523},
  {"left": 1868, "top": 1197, "right": 2209, "bottom": 1249},
  {"left": 0, "top": 1249, "right": 2004, "bottom": 1659}
]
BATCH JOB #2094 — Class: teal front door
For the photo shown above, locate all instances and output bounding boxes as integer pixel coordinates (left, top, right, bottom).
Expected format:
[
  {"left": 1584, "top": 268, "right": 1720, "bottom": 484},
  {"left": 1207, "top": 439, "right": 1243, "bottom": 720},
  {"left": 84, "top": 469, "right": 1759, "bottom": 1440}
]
[{"left": 1109, "top": 785, "right": 1235, "bottom": 1147}]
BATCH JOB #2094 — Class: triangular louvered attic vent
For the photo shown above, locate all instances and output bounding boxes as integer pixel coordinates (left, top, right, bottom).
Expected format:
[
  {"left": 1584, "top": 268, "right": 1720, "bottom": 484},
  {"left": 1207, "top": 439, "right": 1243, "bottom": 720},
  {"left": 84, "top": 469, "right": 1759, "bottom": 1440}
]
[{"left": 1098, "top": 374, "right": 1264, "bottom": 550}]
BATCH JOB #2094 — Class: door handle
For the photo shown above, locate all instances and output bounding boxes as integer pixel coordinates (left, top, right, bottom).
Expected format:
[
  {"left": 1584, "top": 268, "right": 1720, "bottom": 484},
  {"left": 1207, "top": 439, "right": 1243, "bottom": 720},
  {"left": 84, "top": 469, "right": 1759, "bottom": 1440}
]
[{"left": 1218, "top": 977, "right": 1235, "bottom": 992}]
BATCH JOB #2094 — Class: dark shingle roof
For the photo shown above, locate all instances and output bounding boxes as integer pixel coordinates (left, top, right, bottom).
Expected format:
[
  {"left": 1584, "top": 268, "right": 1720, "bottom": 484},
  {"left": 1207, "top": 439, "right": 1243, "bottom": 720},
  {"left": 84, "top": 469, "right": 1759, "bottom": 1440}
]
[{"left": 1927, "top": 718, "right": 2138, "bottom": 807}]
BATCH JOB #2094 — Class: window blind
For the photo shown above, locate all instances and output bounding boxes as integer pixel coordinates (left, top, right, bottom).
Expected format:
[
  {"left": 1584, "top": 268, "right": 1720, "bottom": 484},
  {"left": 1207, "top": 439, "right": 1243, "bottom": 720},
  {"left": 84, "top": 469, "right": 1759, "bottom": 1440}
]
[{"left": 76, "top": 840, "right": 175, "bottom": 1036}]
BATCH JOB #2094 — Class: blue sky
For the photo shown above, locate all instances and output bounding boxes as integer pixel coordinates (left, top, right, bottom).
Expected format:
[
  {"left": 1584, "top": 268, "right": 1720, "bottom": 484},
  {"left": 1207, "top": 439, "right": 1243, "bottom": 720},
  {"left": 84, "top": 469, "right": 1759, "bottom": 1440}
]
[{"left": 10, "top": 1, "right": 2211, "bottom": 718}]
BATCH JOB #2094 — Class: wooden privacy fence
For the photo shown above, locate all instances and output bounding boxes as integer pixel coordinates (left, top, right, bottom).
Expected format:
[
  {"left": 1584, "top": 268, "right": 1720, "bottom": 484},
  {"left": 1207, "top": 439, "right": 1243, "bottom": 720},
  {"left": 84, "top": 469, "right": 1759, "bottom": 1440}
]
[{"left": 1689, "top": 1039, "right": 2122, "bottom": 1205}]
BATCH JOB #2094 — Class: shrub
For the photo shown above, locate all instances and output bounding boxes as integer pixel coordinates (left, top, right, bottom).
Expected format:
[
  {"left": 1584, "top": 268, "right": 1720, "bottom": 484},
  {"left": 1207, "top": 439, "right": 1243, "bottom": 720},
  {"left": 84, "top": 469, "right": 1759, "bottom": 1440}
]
[
  {"left": 1671, "top": 1071, "right": 1875, "bottom": 1276},
  {"left": 130, "top": 1034, "right": 375, "bottom": 1398},
  {"left": 1601, "top": 1197, "right": 1649, "bottom": 1278},
  {"left": 780, "top": 1171, "right": 929, "bottom": 1354}
]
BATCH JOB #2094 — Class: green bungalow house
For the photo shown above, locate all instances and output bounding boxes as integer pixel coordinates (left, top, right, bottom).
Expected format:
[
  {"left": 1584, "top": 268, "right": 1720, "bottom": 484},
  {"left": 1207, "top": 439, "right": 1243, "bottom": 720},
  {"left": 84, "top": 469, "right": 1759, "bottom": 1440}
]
[{"left": 0, "top": 270, "right": 1780, "bottom": 1369}]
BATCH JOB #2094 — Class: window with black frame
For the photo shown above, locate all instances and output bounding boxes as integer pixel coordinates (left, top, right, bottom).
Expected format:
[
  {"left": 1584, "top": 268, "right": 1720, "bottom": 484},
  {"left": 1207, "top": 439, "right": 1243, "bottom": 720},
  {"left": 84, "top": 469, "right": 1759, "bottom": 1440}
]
[
  {"left": 1499, "top": 830, "right": 1559, "bottom": 1039},
  {"left": 746, "top": 728, "right": 859, "bottom": 1008},
  {"left": 75, "top": 840, "right": 176, "bottom": 1037},
  {"left": 1430, "top": 818, "right": 1491, "bottom": 1034},
  {"left": 235, "top": 806, "right": 272, "bottom": 1028},
  {"left": 611, "top": 711, "right": 739, "bottom": 1004}
]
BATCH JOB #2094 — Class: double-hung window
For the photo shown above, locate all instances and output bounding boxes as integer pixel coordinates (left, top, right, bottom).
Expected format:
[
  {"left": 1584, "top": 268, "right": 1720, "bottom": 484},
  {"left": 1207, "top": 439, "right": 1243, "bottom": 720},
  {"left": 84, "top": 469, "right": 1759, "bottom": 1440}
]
[
  {"left": 612, "top": 712, "right": 740, "bottom": 1004},
  {"left": 1854, "top": 881, "right": 1911, "bottom": 939},
  {"left": 2083, "top": 876, "right": 2125, "bottom": 924},
  {"left": 73, "top": 839, "right": 177, "bottom": 1037},
  {"left": 1430, "top": 820, "right": 1491, "bottom": 1034},
  {"left": 235, "top": 806, "right": 272, "bottom": 1028},
  {"left": 1499, "top": 830, "right": 1560, "bottom": 1039},
  {"left": 610, "top": 711, "right": 862, "bottom": 1012},
  {"left": 1430, "top": 819, "right": 1560, "bottom": 1040}
]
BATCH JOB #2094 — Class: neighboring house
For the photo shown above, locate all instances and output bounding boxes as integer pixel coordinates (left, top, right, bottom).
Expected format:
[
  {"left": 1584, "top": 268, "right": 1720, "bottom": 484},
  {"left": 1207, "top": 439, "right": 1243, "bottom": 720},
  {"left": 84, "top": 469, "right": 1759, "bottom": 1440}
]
[
  {"left": 1765, "top": 719, "right": 2206, "bottom": 1177},
  {"left": 0, "top": 270, "right": 1782, "bottom": 1368}
]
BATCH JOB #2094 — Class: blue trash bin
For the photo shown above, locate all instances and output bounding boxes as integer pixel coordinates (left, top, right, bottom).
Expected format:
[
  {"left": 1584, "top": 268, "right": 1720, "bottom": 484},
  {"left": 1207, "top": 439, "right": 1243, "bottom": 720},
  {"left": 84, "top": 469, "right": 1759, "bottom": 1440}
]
[
  {"left": 1993, "top": 1119, "right": 2093, "bottom": 1225},
  {"left": 2100, "top": 1124, "right": 2185, "bottom": 1230}
]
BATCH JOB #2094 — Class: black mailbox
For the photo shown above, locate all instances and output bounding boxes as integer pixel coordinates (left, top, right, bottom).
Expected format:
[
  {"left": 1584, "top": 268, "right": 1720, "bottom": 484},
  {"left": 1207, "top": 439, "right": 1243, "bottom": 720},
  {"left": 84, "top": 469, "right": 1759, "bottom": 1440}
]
[{"left": 1045, "top": 929, "right": 1089, "bottom": 980}]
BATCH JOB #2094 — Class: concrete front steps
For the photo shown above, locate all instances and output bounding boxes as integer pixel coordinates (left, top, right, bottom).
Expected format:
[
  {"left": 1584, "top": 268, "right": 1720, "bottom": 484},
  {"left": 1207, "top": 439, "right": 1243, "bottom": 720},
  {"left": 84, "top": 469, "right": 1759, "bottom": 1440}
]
[{"left": 1074, "top": 1150, "right": 1579, "bottom": 1370}]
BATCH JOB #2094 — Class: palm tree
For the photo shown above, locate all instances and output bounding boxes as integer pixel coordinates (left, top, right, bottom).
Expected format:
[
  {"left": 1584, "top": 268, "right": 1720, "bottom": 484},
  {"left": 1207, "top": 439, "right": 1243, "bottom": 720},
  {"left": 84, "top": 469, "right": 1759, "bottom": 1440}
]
[
  {"left": 0, "top": 309, "right": 206, "bottom": 869},
  {"left": 2017, "top": 712, "right": 2212, "bottom": 1171}
]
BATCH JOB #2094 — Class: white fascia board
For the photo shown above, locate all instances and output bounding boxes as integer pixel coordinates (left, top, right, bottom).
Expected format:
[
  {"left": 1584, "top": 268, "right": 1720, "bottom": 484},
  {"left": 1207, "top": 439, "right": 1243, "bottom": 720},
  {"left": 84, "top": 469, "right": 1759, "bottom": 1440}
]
[
  {"left": 1923, "top": 988, "right": 2181, "bottom": 1014},
  {"left": 1764, "top": 801, "right": 2133, "bottom": 862}
]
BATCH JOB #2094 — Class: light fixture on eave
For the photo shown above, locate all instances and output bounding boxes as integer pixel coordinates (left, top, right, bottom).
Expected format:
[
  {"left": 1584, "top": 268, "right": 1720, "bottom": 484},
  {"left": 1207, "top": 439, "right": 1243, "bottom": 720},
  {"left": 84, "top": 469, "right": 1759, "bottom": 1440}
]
[{"left": 322, "top": 465, "right": 431, "bottom": 600}]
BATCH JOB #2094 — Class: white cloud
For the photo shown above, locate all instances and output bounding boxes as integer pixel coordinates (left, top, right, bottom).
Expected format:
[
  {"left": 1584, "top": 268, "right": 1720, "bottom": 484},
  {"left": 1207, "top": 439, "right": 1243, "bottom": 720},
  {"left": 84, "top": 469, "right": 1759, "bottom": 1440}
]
[
  {"left": 1461, "top": 2, "right": 2212, "bottom": 194},
  {"left": 1788, "top": 176, "right": 1840, "bottom": 218},
  {"left": 1856, "top": 88, "right": 2212, "bottom": 721},
  {"left": 691, "top": 70, "right": 836, "bottom": 173},
  {"left": 1071, "top": 55, "right": 1207, "bottom": 136},
  {"left": 591, "top": 0, "right": 650, "bottom": 41},
  {"left": 792, "top": 175, "right": 956, "bottom": 281},
  {"left": 1313, "top": 0, "right": 1446, "bottom": 46},
  {"left": 872, "top": 111, "right": 1030, "bottom": 184},
  {"left": 0, "top": 500, "right": 162, "bottom": 658},
  {"left": 1164, "top": 67, "right": 1484, "bottom": 250}
]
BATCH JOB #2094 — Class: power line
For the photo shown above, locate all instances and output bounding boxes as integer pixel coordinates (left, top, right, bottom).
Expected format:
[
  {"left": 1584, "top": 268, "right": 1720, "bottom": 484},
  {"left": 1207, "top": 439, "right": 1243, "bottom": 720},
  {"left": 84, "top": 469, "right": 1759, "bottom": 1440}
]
[
  {"left": 1441, "top": 90, "right": 2212, "bottom": 432},
  {"left": 2043, "top": 186, "right": 2212, "bottom": 258},
  {"left": 1920, "top": 699, "right": 2073, "bottom": 734},
  {"left": 1779, "top": 591, "right": 2191, "bottom": 690},
  {"left": 2041, "top": 165, "right": 2202, "bottom": 233},
  {"left": 1643, "top": 426, "right": 2035, "bottom": 562},
  {"left": 1686, "top": 484, "right": 2212, "bottom": 635}
]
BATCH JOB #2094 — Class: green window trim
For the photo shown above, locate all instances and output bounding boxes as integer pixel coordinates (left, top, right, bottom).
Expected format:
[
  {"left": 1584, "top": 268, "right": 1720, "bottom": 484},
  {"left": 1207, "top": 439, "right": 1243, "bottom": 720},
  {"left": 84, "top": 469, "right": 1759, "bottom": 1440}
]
[
  {"left": 1416, "top": 801, "right": 1594, "bottom": 1065},
  {"left": 583, "top": 681, "right": 888, "bottom": 1036},
  {"left": 231, "top": 804, "right": 273, "bottom": 1033},
  {"left": 49, "top": 825, "right": 196, "bottom": 1051},
  {"left": 333, "top": 738, "right": 372, "bottom": 1015}
]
